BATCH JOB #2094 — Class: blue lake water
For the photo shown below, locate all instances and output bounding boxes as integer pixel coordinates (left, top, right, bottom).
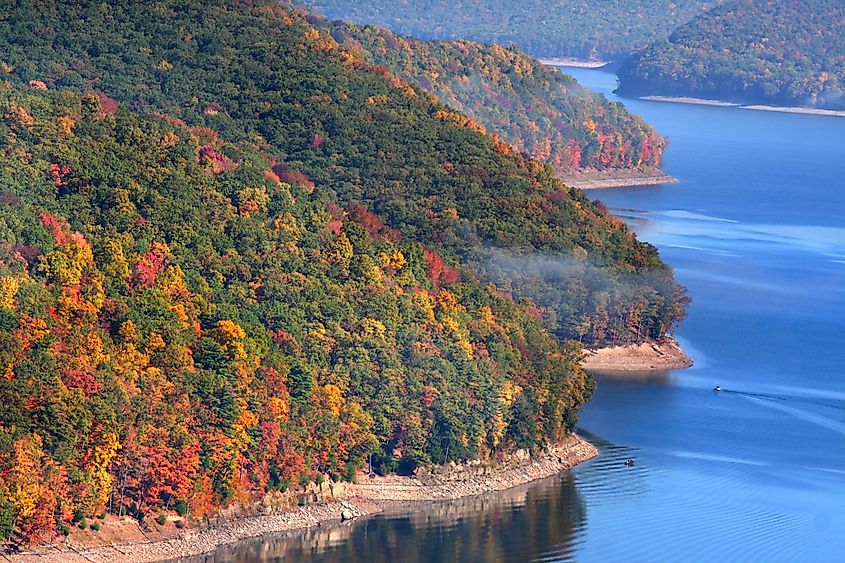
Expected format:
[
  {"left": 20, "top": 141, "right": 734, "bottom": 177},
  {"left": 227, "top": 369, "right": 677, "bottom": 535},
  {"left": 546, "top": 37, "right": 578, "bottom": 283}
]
[{"left": 196, "top": 68, "right": 845, "bottom": 561}]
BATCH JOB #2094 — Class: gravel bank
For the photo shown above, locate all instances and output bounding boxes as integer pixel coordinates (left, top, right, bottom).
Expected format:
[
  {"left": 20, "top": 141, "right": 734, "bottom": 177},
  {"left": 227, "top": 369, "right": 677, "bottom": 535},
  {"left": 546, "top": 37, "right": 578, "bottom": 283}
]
[
  {"left": 9, "top": 436, "right": 597, "bottom": 563},
  {"left": 582, "top": 338, "right": 693, "bottom": 371}
]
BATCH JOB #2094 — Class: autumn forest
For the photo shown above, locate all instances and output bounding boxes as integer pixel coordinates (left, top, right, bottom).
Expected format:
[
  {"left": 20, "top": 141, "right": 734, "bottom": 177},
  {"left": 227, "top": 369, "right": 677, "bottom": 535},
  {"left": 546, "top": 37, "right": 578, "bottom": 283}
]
[{"left": 0, "top": 0, "right": 687, "bottom": 547}]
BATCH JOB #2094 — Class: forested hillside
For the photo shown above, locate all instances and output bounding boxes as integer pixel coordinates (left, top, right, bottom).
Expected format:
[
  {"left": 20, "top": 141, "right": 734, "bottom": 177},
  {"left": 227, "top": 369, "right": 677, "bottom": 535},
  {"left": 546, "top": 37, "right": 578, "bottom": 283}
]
[
  {"left": 0, "top": 0, "right": 687, "bottom": 546},
  {"left": 617, "top": 0, "right": 845, "bottom": 108},
  {"left": 0, "top": 86, "right": 593, "bottom": 545},
  {"left": 325, "top": 20, "right": 667, "bottom": 175},
  {"left": 300, "top": 0, "right": 717, "bottom": 60},
  {"left": 0, "top": 0, "right": 687, "bottom": 348}
]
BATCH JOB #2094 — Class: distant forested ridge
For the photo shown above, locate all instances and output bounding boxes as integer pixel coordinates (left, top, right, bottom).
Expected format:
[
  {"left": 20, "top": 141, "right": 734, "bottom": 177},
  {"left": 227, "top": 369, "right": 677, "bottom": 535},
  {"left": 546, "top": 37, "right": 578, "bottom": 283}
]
[
  {"left": 299, "top": 0, "right": 718, "bottom": 60},
  {"left": 0, "top": 0, "right": 686, "bottom": 546},
  {"left": 617, "top": 0, "right": 845, "bottom": 109},
  {"left": 320, "top": 19, "right": 667, "bottom": 176}
]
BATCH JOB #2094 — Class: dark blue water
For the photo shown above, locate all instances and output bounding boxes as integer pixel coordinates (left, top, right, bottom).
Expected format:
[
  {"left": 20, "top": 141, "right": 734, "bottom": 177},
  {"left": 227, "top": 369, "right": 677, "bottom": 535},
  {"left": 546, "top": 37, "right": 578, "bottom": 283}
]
[
  {"left": 565, "top": 67, "right": 845, "bottom": 561},
  {"left": 196, "top": 68, "right": 845, "bottom": 562}
]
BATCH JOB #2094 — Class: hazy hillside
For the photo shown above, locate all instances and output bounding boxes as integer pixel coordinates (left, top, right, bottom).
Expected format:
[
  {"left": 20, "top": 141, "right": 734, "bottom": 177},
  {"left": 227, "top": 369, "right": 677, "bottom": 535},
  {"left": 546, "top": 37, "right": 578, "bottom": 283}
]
[
  {"left": 617, "top": 0, "right": 845, "bottom": 108},
  {"left": 326, "top": 19, "right": 667, "bottom": 176},
  {"left": 301, "top": 0, "right": 718, "bottom": 60}
]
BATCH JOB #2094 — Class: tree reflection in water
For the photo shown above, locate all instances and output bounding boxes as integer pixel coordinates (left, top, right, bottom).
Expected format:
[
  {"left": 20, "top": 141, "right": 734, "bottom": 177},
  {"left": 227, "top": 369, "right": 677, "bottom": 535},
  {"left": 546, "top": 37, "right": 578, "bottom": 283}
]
[{"left": 180, "top": 470, "right": 588, "bottom": 562}]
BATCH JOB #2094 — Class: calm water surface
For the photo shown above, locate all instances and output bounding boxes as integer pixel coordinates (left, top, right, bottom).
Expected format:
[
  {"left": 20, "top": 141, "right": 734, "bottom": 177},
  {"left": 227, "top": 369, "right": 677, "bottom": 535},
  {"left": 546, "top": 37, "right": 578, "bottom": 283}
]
[{"left": 197, "top": 68, "right": 845, "bottom": 562}]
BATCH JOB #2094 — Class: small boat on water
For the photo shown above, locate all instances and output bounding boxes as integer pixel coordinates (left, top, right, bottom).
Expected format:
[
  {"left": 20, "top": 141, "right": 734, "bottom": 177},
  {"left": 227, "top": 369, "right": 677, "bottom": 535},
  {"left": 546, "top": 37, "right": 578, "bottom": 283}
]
[{"left": 713, "top": 386, "right": 722, "bottom": 392}]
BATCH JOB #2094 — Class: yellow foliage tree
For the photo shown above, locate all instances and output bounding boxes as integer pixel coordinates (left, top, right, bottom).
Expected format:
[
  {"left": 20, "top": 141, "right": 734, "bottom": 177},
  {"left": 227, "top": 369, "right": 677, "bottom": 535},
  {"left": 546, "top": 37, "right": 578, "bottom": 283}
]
[
  {"left": 211, "top": 320, "right": 247, "bottom": 360},
  {"left": 0, "top": 275, "right": 18, "bottom": 309},
  {"left": 39, "top": 233, "right": 94, "bottom": 287},
  {"left": 91, "top": 433, "right": 120, "bottom": 506},
  {"left": 9, "top": 434, "right": 46, "bottom": 520}
]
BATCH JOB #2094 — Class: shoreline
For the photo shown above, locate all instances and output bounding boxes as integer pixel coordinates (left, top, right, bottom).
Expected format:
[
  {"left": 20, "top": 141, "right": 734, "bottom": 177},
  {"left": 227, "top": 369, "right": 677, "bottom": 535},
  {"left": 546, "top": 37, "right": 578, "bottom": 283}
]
[
  {"left": 539, "top": 57, "right": 610, "bottom": 69},
  {"left": 10, "top": 436, "right": 597, "bottom": 563},
  {"left": 639, "top": 95, "right": 739, "bottom": 107},
  {"left": 562, "top": 167, "right": 679, "bottom": 190},
  {"left": 742, "top": 104, "right": 845, "bottom": 118},
  {"left": 582, "top": 338, "right": 693, "bottom": 371},
  {"left": 353, "top": 434, "right": 597, "bottom": 502},
  {"left": 639, "top": 95, "right": 845, "bottom": 117}
]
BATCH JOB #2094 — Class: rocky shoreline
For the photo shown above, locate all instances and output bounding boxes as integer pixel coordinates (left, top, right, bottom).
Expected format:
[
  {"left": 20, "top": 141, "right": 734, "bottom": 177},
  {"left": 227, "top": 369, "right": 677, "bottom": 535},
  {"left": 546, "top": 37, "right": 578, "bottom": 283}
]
[
  {"left": 9, "top": 436, "right": 597, "bottom": 563},
  {"left": 582, "top": 338, "right": 693, "bottom": 371},
  {"left": 354, "top": 434, "right": 597, "bottom": 502},
  {"left": 562, "top": 167, "right": 679, "bottom": 190}
]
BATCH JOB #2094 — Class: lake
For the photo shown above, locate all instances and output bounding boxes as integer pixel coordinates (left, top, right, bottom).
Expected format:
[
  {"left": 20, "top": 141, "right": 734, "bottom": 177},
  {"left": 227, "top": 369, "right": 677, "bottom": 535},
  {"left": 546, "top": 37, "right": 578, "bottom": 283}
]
[{"left": 193, "top": 67, "right": 845, "bottom": 562}]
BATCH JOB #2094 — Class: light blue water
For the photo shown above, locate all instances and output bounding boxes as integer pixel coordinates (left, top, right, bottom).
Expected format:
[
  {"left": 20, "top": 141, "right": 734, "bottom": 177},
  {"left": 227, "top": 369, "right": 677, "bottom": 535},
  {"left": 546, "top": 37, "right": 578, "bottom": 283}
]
[{"left": 194, "top": 68, "right": 845, "bottom": 562}]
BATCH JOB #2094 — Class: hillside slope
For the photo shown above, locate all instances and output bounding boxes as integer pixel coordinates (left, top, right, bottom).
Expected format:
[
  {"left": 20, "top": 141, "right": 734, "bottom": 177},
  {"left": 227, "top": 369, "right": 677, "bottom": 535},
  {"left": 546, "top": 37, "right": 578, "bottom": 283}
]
[
  {"left": 0, "top": 86, "right": 592, "bottom": 545},
  {"left": 301, "top": 0, "right": 718, "bottom": 60},
  {"left": 617, "top": 0, "right": 845, "bottom": 108},
  {"left": 0, "top": 0, "right": 687, "bottom": 546},
  {"left": 325, "top": 20, "right": 667, "bottom": 177},
  {"left": 0, "top": 0, "right": 688, "bottom": 347}
]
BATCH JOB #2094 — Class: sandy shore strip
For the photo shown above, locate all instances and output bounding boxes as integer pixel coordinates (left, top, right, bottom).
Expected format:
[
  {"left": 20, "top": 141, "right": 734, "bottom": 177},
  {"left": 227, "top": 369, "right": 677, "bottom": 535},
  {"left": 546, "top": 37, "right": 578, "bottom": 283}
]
[
  {"left": 639, "top": 96, "right": 845, "bottom": 118},
  {"left": 582, "top": 338, "right": 693, "bottom": 371},
  {"left": 639, "top": 95, "right": 739, "bottom": 107},
  {"left": 562, "top": 167, "right": 678, "bottom": 190},
  {"left": 540, "top": 58, "right": 610, "bottom": 69},
  {"left": 741, "top": 104, "right": 845, "bottom": 118},
  {"left": 9, "top": 436, "right": 597, "bottom": 563}
]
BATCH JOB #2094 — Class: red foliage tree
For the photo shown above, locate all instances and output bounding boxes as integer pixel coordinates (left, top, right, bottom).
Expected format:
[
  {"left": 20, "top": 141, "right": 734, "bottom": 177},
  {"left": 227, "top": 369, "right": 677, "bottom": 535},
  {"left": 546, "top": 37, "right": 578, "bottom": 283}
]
[
  {"left": 565, "top": 138, "right": 582, "bottom": 170},
  {"left": 423, "top": 248, "right": 459, "bottom": 286},
  {"left": 199, "top": 145, "right": 233, "bottom": 174},
  {"left": 47, "top": 164, "right": 71, "bottom": 188},
  {"left": 347, "top": 204, "right": 384, "bottom": 237},
  {"left": 347, "top": 204, "right": 401, "bottom": 242},
  {"left": 272, "top": 165, "right": 315, "bottom": 193},
  {"left": 95, "top": 90, "right": 120, "bottom": 117},
  {"left": 132, "top": 243, "right": 167, "bottom": 289},
  {"left": 39, "top": 212, "right": 68, "bottom": 245},
  {"left": 63, "top": 369, "right": 101, "bottom": 396}
]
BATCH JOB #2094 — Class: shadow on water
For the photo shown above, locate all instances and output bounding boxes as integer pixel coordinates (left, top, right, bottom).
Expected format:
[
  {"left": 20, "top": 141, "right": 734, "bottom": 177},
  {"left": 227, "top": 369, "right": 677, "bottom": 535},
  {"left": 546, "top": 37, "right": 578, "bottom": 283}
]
[{"left": 586, "top": 368, "right": 675, "bottom": 384}]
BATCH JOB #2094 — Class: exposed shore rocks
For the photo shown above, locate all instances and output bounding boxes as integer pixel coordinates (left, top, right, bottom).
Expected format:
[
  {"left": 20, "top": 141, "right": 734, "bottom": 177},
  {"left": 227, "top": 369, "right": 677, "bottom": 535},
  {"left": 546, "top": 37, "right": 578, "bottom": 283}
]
[
  {"left": 354, "top": 434, "right": 597, "bottom": 502},
  {"left": 9, "top": 436, "right": 597, "bottom": 563},
  {"left": 582, "top": 337, "right": 693, "bottom": 371},
  {"left": 561, "top": 166, "right": 678, "bottom": 190}
]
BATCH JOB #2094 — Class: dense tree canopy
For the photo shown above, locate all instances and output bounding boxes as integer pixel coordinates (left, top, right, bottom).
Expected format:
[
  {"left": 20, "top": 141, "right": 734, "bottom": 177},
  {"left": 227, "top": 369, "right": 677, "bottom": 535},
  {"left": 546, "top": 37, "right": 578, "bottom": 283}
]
[
  {"left": 298, "top": 0, "right": 717, "bottom": 60},
  {"left": 323, "top": 19, "right": 667, "bottom": 175},
  {"left": 0, "top": 86, "right": 593, "bottom": 544},
  {"left": 0, "top": 0, "right": 688, "bottom": 546},
  {"left": 617, "top": 0, "right": 845, "bottom": 108},
  {"left": 0, "top": 0, "right": 687, "bottom": 347}
]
